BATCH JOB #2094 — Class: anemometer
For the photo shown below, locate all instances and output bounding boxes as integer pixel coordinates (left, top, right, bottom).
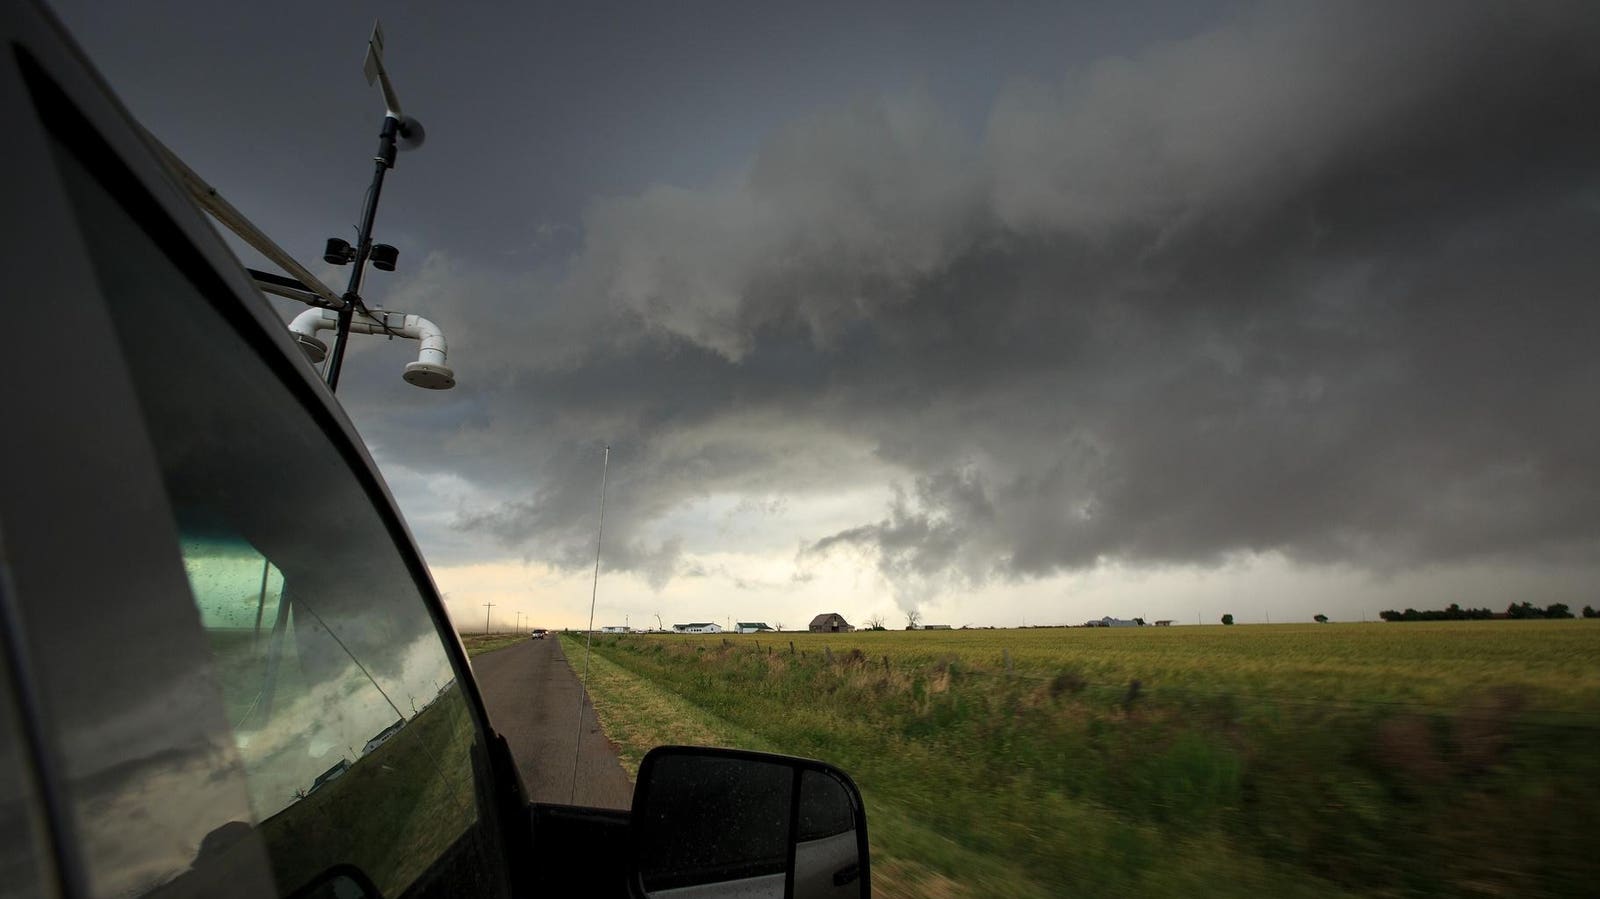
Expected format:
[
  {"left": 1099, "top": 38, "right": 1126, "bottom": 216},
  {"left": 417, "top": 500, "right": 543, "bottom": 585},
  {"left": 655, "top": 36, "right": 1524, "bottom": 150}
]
[{"left": 159, "top": 21, "right": 455, "bottom": 393}]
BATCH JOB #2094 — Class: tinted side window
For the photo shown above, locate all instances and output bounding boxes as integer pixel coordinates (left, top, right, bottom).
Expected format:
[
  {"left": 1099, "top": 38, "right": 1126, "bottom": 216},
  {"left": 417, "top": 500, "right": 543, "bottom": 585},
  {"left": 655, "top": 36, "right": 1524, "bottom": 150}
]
[
  {"left": 45, "top": 128, "right": 493, "bottom": 898},
  {"left": 0, "top": 634, "right": 52, "bottom": 899}
]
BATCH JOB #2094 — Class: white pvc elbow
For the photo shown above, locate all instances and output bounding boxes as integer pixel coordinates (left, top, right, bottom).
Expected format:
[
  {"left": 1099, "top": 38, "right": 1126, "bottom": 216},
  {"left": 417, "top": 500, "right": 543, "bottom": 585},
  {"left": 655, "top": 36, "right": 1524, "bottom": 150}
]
[{"left": 287, "top": 308, "right": 455, "bottom": 389}]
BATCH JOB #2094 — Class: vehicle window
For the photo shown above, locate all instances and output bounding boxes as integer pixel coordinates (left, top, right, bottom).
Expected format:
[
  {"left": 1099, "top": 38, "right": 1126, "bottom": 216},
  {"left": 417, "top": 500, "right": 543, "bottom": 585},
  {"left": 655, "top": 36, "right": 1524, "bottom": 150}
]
[
  {"left": 0, "top": 637, "right": 51, "bottom": 899},
  {"left": 44, "top": 127, "right": 491, "bottom": 898}
]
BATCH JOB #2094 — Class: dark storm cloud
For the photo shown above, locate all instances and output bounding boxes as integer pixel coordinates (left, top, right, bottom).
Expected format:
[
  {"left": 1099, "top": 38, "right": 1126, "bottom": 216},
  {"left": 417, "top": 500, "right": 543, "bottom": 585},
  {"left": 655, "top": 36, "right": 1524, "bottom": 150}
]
[{"left": 342, "top": 0, "right": 1600, "bottom": 593}]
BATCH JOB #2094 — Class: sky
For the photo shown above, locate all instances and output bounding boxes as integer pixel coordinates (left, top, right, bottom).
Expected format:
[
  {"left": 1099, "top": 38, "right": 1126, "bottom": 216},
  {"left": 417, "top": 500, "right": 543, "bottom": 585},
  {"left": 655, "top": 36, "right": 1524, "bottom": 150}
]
[{"left": 51, "top": 0, "right": 1600, "bottom": 631}]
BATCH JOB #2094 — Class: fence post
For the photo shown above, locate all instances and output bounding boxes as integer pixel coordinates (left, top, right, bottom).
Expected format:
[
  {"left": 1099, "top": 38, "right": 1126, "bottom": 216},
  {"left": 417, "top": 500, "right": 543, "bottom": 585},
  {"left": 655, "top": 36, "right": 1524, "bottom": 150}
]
[
  {"left": 824, "top": 646, "right": 834, "bottom": 665},
  {"left": 789, "top": 641, "right": 796, "bottom": 656}
]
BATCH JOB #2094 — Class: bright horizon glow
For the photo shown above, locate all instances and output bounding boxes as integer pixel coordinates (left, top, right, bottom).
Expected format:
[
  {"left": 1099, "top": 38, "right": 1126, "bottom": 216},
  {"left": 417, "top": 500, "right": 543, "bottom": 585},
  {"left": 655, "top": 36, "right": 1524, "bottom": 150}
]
[{"left": 431, "top": 551, "right": 1599, "bottom": 634}]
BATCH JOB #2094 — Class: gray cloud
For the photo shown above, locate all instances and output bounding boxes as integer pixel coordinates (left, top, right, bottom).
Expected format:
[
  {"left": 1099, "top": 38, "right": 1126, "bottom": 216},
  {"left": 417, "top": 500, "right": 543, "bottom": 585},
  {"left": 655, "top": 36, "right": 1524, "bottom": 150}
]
[{"left": 349, "top": 1, "right": 1600, "bottom": 596}]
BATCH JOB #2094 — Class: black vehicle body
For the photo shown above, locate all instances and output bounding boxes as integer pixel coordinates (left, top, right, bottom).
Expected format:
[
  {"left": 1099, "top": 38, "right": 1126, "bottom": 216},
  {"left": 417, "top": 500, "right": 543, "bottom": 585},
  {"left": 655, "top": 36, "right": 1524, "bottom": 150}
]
[{"left": 0, "top": 2, "right": 867, "bottom": 897}]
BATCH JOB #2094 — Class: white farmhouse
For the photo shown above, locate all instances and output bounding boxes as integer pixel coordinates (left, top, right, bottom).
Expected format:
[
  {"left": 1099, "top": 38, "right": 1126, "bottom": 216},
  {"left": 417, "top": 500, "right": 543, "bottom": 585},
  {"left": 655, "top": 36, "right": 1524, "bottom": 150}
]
[{"left": 672, "top": 622, "right": 723, "bottom": 634}]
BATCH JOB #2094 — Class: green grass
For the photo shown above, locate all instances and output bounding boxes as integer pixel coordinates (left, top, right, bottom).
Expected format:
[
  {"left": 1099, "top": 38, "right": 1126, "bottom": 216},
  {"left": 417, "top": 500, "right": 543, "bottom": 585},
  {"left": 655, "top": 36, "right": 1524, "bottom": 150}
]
[
  {"left": 562, "top": 623, "right": 1600, "bottom": 898},
  {"left": 459, "top": 631, "right": 530, "bottom": 657}
]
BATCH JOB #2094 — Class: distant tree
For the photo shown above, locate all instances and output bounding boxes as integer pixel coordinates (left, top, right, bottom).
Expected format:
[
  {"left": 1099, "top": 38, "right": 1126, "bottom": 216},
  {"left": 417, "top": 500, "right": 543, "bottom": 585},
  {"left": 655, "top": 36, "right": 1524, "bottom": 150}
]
[
  {"left": 773, "top": 621, "right": 784, "bottom": 632},
  {"left": 1221, "top": 614, "right": 1235, "bottom": 626},
  {"left": 1584, "top": 606, "right": 1597, "bottom": 619},
  {"left": 864, "top": 614, "right": 887, "bottom": 631},
  {"left": 1314, "top": 614, "right": 1329, "bottom": 623},
  {"left": 1545, "top": 603, "right": 1574, "bottom": 619},
  {"left": 1507, "top": 601, "right": 1546, "bottom": 620},
  {"left": 905, "top": 609, "right": 922, "bottom": 630},
  {"left": 1380, "top": 605, "right": 1494, "bottom": 622}
]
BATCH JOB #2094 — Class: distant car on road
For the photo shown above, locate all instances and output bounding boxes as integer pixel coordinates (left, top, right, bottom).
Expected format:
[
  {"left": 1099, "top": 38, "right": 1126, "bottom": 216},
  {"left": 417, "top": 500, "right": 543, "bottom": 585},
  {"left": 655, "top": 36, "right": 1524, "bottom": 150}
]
[{"left": 530, "top": 628, "right": 549, "bottom": 640}]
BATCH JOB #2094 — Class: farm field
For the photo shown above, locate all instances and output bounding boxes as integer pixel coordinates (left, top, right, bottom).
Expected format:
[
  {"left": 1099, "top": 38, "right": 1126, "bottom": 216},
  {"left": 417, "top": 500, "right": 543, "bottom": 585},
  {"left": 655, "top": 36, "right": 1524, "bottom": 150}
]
[{"left": 561, "top": 622, "right": 1600, "bottom": 898}]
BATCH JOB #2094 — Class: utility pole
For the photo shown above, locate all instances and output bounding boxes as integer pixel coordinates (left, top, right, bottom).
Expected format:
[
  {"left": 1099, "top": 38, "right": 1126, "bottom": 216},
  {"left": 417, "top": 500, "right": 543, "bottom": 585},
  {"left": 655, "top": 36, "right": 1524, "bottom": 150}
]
[{"left": 483, "top": 601, "right": 495, "bottom": 634}]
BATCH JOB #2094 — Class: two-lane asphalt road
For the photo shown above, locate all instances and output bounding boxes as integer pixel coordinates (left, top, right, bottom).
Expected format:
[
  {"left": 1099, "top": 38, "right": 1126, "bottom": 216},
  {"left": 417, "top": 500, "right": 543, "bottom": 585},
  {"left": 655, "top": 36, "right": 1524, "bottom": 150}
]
[{"left": 470, "top": 637, "right": 634, "bottom": 809}]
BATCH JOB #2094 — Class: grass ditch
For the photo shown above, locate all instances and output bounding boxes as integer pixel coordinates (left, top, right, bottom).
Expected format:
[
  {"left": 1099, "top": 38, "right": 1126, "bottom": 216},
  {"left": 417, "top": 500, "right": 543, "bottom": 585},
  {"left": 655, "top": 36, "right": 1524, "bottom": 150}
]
[
  {"left": 458, "top": 632, "right": 528, "bottom": 658},
  {"left": 562, "top": 627, "right": 1600, "bottom": 897}
]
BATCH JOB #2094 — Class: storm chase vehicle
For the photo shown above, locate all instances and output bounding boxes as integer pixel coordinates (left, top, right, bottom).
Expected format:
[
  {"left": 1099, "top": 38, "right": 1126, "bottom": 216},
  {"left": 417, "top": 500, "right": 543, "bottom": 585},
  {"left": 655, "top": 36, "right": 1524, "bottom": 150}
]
[{"left": 0, "top": 1, "right": 869, "bottom": 897}]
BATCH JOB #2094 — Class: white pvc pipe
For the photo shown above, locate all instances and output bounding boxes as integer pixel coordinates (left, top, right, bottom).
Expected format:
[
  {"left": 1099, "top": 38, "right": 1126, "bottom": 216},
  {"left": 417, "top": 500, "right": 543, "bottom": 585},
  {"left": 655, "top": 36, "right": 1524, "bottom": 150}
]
[{"left": 288, "top": 308, "right": 455, "bottom": 389}]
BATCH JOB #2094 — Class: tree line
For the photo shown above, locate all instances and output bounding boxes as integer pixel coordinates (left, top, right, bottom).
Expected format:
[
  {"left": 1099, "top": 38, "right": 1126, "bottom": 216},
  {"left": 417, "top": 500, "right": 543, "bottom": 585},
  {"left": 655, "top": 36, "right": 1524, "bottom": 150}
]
[{"left": 1378, "top": 602, "right": 1596, "bottom": 622}]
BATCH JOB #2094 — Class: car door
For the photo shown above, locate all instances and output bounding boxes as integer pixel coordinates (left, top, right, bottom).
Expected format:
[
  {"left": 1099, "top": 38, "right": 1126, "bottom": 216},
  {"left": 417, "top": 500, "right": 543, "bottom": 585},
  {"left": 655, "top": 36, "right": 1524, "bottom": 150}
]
[{"left": 0, "top": 2, "right": 523, "bottom": 895}]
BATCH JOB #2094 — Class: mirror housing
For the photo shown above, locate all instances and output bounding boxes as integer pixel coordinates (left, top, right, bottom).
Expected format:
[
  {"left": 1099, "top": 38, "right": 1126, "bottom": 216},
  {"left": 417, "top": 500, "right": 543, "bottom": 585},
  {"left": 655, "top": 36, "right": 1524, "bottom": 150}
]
[{"left": 629, "top": 746, "right": 870, "bottom": 899}]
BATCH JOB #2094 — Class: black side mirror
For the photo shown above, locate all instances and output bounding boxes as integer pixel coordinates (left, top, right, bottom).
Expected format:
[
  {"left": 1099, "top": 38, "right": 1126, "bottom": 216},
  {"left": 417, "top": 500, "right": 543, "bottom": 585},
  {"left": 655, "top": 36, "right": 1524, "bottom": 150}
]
[{"left": 629, "top": 746, "right": 870, "bottom": 898}]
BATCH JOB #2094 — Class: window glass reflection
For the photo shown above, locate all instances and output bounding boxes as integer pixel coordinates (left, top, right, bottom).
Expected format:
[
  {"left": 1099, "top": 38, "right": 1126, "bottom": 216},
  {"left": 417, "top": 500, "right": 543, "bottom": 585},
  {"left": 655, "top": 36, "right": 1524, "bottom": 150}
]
[
  {"left": 794, "top": 770, "right": 861, "bottom": 899},
  {"left": 0, "top": 643, "right": 50, "bottom": 899},
  {"left": 638, "top": 755, "right": 793, "bottom": 891},
  {"left": 49, "top": 122, "right": 484, "bottom": 897},
  {"left": 179, "top": 535, "right": 472, "bottom": 829}
]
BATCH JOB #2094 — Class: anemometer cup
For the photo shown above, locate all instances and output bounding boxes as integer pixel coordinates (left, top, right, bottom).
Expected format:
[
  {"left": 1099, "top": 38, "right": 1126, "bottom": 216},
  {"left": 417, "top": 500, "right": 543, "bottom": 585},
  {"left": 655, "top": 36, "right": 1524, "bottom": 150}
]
[{"left": 397, "top": 115, "right": 425, "bottom": 151}]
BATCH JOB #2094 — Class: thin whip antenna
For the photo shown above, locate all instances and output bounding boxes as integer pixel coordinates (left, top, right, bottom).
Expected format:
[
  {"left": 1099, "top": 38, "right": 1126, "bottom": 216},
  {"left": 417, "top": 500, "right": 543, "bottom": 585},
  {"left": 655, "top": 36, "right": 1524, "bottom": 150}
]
[{"left": 571, "top": 444, "right": 610, "bottom": 803}]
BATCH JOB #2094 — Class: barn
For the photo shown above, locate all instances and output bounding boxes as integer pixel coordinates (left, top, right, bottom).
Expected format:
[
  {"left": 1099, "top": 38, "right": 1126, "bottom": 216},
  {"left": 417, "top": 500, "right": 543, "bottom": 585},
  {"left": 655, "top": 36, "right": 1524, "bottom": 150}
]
[{"left": 808, "top": 613, "right": 853, "bottom": 633}]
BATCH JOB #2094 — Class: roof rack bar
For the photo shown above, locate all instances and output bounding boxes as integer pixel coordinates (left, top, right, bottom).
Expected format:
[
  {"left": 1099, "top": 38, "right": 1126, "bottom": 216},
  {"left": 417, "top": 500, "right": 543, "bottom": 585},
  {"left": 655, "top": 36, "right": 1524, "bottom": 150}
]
[
  {"left": 146, "top": 132, "right": 345, "bottom": 309},
  {"left": 245, "top": 268, "right": 339, "bottom": 309}
]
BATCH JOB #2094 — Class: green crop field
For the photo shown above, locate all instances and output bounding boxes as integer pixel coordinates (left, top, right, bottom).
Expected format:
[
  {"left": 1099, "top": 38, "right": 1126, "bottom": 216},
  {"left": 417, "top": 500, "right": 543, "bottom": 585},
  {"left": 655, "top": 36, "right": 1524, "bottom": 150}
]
[{"left": 561, "top": 622, "right": 1600, "bottom": 898}]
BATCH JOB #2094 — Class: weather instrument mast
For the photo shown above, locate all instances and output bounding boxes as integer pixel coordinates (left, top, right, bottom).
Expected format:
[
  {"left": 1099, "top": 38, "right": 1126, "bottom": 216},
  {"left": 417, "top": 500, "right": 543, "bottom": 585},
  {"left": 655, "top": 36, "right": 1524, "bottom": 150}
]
[
  {"left": 319, "top": 21, "right": 438, "bottom": 391},
  {"left": 154, "top": 20, "right": 454, "bottom": 393}
]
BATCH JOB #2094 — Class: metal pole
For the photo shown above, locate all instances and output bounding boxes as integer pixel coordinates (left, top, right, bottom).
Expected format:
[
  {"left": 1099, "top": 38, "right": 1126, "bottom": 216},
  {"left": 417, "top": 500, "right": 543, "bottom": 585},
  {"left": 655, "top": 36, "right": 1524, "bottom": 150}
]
[
  {"left": 571, "top": 445, "right": 610, "bottom": 803},
  {"left": 325, "top": 115, "right": 400, "bottom": 392},
  {"left": 483, "top": 601, "right": 495, "bottom": 634}
]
